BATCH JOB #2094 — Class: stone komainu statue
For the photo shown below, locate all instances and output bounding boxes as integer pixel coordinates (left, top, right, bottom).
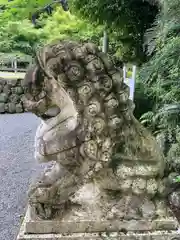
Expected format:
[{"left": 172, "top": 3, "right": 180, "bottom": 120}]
[{"left": 22, "top": 40, "right": 167, "bottom": 221}]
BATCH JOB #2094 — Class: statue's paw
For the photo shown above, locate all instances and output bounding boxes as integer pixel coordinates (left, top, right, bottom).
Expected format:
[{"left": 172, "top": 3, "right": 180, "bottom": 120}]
[
  {"left": 33, "top": 203, "right": 53, "bottom": 220},
  {"left": 28, "top": 180, "right": 52, "bottom": 198},
  {"left": 28, "top": 184, "right": 41, "bottom": 198},
  {"left": 28, "top": 185, "right": 38, "bottom": 198}
]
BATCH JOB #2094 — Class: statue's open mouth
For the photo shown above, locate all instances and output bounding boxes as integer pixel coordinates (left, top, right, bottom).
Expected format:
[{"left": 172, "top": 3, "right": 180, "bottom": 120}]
[
  {"left": 41, "top": 114, "right": 53, "bottom": 120},
  {"left": 40, "top": 106, "right": 61, "bottom": 120}
]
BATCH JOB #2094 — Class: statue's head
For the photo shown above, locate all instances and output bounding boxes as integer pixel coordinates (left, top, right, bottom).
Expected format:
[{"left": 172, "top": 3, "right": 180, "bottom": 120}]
[{"left": 22, "top": 40, "right": 133, "bottom": 166}]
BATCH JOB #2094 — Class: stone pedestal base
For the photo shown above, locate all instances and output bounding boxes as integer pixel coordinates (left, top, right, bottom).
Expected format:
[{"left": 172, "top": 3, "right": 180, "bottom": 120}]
[
  {"left": 17, "top": 228, "right": 180, "bottom": 240},
  {"left": 17, "top": 205, "right": 180, "bottom": 240}
]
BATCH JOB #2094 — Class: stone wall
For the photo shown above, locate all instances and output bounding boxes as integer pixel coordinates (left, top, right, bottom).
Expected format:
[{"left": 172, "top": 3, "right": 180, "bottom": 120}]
[{"left": 0, "top": 78, "right": 24, "bottom": 113}]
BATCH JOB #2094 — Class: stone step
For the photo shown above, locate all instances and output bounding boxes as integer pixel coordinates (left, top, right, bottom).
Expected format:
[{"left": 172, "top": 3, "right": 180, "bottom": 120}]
[
  {"left": 20, "top": 206, "right": 179, "bottom": 235},
  {"left": 17, "top": 225, "right": 180, "bottom": 240}
]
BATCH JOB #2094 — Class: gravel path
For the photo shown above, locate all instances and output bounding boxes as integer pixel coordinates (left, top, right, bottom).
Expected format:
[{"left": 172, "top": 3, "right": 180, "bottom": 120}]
[{"left": 0, "top": 113, "right": 41, "bottom": 240}]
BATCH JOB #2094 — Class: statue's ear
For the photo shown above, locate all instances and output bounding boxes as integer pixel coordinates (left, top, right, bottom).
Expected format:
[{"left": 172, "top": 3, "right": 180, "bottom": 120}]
[
  {"left": 23, "top": 64, "right": 38, "bottom": 87},
  {"left": 23, "top": 64, "right": 44, "bottom": 90}
]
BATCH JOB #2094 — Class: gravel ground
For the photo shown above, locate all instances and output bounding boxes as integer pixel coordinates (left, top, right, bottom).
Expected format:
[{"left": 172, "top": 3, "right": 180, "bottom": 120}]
[{"left": 0, "top": 113, "right": 41, "bottom": 240}]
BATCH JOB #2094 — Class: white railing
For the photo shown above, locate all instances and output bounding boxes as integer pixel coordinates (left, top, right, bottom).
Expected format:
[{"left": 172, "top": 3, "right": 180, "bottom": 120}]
[{"left": 0, "top": 56, "right": 33, "bottom": 73}]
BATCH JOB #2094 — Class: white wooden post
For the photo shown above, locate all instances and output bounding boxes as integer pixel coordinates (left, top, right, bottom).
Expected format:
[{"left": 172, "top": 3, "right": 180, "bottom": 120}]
[
  {"left": 11, "top": 59, "right": 14, "bottom": 69},
  {"left": 123, "top": 66, "right": 126, "bottom": 80},
  {"left": 123, "top": 65, "right": 136, "bottom": 102},
  {"left": 14, "top": 57, "right": 17, "bottom": 73},
  {"left": 102, "top": 30, "right": 108, "bottom": 53},
  {"left": 131, "top": 65, "right": 136, "bottom": 101}
]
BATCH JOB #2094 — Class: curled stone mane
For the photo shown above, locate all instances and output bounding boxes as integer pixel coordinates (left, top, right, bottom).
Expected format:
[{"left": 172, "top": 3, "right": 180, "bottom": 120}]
[
  {"left": 28, "top": 40, "right": 163, "bottom": 172},
  {"left": 22, "top": 40, "right": 167, "bottom": 223}
]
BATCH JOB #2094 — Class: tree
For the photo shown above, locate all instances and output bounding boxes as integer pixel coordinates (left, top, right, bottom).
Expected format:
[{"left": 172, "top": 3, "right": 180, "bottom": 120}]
[
  {"left": 137, "top": 0, "right": 180, "bottom": 155},
  {"left": 42, "top": 8, "right": 103, "bottom": 44},
  {"left": 71, "top": 0, "right": 159, "bottom": 63},
  {"left": 0, "top": 2, "right": 104, "bottom": 56},
  {"left": 0, "top": 0, "right": 50, "bottom": 22},
  {"left": 0, "top": 0, "right": 50, "bottom": 55},
  {"left": 138, "top": 0, "right": 180, "bottom": 110},
  {"left": 0, "top": 19, "right": 45, "bottom": 55}
]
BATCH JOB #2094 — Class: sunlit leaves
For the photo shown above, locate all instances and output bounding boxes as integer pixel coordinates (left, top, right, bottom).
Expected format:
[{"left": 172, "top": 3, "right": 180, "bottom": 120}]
[
  {"left": 0, "top": 2, "right": 103, "bottom": 56},
  {"left": 43, "top": 8, "right": 103, "bottom": 43},
  {"left": 71, "top": 0, "right": 159, "bottom": 62}
]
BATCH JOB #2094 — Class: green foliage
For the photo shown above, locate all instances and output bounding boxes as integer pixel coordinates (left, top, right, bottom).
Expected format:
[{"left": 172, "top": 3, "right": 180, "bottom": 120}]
[
  {"left": 174, "top": 176, "right": 180, "bottom": 183},
  {"left": 139, "top": 111, "right": 155, "bottom": 128},
  {"left": 0, "top": 2, "right": 103, "bottom": 56},
  {"left": 133, "top": 80, "right": 154, "bottom": 119},
  {"left": 140, "top": 104, "right": 180, "bottom": 135},
  {"left": 139, "top": 36, "right": 180, "bottom": 104},
  {"left": 43, "top": 8, "right": 103, "bottom": 44},
  {"left": 0, "top": 0, "right": 50, "bottom": 22},
  {"left": 0, "top": 0, "right": 160, "bottom": 63},
  {"left": 138, "top": 0, "right": 180, "bottom": 139},
  {"left": 0, "top": 19, "right": 45, "bottom": 55},
  {"left": 0, "top": 0, "right": 49, "bottom": 55},
  {"left": 71, "top": 0, "right": 159, "bottom": 63}
]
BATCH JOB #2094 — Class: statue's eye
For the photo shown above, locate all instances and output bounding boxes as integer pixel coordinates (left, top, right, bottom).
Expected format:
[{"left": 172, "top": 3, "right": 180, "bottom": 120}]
[
  {"left": 32, "top": 87, "right": 40, "bottom": 96},
  {"left": 33, "top": 90, "right": 46, "bottom": 102}
]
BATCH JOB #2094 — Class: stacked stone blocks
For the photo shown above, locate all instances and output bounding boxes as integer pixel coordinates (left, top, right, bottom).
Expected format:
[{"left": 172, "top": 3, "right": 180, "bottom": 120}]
[{"left": 0, "top": 78, "right": 24, "bottom": 113}]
